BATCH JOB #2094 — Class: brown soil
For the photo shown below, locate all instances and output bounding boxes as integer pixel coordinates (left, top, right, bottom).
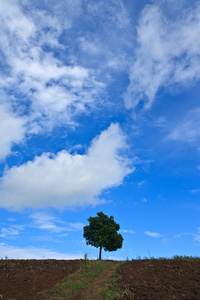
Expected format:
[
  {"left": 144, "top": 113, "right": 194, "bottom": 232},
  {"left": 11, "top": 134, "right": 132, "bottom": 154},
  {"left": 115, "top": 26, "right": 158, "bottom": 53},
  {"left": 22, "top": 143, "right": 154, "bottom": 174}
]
[
  {"left": 0, "top": 259, "right": 200, "bottom": 300},
  {"left": 117, "top": 259, "right": 200, "bottom": 299},
  {"left": 0, "top": 259, "right": 81, "bottom": 300}
]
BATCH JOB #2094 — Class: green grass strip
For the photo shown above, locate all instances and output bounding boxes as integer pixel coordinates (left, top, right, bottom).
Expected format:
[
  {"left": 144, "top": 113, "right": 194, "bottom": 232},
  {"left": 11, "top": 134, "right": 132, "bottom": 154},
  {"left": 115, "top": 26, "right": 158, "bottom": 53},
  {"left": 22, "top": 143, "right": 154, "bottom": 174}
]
[{"left": 43, "top": 259, "right": 111, "bottom": 298}]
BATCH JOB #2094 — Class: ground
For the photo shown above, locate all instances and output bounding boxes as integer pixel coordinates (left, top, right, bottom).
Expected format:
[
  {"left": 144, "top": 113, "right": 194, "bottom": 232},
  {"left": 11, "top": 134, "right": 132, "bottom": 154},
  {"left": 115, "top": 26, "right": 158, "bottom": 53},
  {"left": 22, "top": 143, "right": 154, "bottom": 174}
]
[
  {"left": 0, "top": 259, "right": 80, "bottom": 300},
  {"left": 0, "top": 259, "right": 200, "bottom": 299},
  {"left": 117, "top": 259, "right": 200, "bottom": 299}
]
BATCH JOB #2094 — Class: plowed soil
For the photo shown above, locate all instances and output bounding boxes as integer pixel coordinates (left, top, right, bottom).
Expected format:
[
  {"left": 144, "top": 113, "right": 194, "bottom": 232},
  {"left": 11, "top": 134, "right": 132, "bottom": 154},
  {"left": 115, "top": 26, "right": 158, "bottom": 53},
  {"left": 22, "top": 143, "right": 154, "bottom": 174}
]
[
  {"left": 117, "top": 259, "right": 200, "bottom": 299},
  {"left": 0, "top": 259, "right": 81, "bottom": 300},
  {"left": 0, "top": 259, "right": 200, "bottom": 300}
]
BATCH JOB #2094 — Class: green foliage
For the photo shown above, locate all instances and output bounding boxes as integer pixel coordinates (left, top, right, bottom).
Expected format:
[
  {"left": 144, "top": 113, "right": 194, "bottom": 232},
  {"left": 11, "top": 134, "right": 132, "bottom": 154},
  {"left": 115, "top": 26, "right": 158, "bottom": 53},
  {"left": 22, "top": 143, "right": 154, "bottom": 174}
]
[
  {"left": 133, "top": 255, "right": 200, "bottom": 260},
  {"left": 136, "top": 255, "right": 141, "bottom": 260},
  {"left": 83, "top": 253, "right": 91, "bottom": 270},
  {"left": 83, "top": 211, "right": 123, "bottom": 259},
  {"left": 1, "top": 255, "right": 8, "bottom": 260},
  {"left": 103, "top": 273, "right": 121, "bottom": 299},
  {"left": 172, "top": 255, "right": 200, "bottom": 260}
]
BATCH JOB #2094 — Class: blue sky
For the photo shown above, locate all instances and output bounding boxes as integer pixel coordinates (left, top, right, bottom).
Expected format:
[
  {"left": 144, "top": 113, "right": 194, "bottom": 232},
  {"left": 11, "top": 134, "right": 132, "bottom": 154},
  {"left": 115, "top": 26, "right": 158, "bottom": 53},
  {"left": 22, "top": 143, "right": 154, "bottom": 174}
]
[{"left": 0, "top": 0, "right": 200, "bottom": 260}]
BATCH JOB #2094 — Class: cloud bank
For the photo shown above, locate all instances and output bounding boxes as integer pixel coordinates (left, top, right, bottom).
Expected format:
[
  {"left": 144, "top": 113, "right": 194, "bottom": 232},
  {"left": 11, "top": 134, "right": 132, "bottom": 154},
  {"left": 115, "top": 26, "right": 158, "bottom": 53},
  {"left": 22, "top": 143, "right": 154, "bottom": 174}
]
[
  {"left": 0, "top": 124, "right": 133, "bottom": 210},
  {"left": 0, "top": 244, "right": 82, "bottom": 260}
]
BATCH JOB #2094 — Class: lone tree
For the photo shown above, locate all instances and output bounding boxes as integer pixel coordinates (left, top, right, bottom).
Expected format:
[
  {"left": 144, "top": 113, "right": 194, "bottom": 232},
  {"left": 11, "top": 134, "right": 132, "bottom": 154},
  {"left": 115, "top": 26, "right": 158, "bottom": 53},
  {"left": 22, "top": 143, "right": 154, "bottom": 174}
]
[{"left": 83, "top": 211, "right": 123, "bottom": 260}]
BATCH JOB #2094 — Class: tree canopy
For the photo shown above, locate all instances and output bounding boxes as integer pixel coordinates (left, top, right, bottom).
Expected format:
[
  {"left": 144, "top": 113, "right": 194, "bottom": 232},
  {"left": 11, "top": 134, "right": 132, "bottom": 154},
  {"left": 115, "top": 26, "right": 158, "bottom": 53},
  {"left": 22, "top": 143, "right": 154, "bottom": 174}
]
[{"left": 83, "top": 211, "right": 123, "bottom": 260}]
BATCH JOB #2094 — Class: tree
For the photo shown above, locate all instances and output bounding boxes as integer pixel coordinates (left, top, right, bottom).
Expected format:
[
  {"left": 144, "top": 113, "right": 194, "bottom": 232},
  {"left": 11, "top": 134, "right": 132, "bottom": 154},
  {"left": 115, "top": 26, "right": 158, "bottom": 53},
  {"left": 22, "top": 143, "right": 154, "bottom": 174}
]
[{"left": 83, "top": 211, "right": 123, "bottom": 260}]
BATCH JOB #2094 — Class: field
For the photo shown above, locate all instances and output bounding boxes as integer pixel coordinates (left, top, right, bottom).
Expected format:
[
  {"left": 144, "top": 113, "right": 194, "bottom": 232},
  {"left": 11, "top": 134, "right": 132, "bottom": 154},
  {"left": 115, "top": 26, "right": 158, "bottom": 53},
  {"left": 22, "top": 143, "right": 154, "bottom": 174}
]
[{"left": 0, "top": 258, "right": 200, "bottom": 299}]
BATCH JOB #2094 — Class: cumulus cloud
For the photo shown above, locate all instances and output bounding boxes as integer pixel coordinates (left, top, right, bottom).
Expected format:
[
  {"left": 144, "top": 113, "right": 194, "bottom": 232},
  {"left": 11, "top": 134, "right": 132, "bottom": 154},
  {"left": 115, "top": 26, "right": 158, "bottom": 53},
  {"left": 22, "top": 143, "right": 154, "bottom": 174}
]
[
  {"left": 0, "top": 123, "right": 133, "bottom": 210},
  {"left": 0, "top": 103, "right": 26, "bottom": 159},
  {"left": 0, "top": 0, "right": 133, "bottom": 147},
  {"left": 124, "top": 2, "right": 200, "bottom": 110},
  {"left": 144, "top": 231, "right": 162, "bottom": 238},
  {"left": 0, "top": 0, "right": 104, "bottom": 132}
]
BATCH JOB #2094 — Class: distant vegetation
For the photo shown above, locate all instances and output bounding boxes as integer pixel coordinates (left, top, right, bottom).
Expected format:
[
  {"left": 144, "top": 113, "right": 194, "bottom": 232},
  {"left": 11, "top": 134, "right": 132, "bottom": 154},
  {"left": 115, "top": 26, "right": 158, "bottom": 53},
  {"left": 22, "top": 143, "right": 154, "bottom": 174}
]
[{"left": 134, "top": 255, "right": 200, "bottom": 260}]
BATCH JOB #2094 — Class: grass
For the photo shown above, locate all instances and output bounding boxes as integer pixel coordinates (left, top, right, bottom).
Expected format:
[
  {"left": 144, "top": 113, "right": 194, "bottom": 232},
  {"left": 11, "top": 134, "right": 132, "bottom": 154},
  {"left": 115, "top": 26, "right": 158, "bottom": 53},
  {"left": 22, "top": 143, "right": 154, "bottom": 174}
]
[
  {"left": 171, "top": 255, "right": 200, "bottom": 260},
  {"left": 1, "top": 256, "right": 8, "bottom": 260},
  {"left": 133, "top": 255, "right": 200, "bottom": 260},
  {"left": 43, "top": 256, "right": 111, "bottom": 298},
  {"left": 103, "top": 271, "right": 131, "bottom": 299}
]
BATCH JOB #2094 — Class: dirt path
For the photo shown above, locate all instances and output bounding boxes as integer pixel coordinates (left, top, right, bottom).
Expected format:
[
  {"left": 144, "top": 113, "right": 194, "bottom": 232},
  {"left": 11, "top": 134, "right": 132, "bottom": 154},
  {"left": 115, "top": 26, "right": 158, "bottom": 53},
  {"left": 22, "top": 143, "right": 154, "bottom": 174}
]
[{"left": 68, "top": 262, "right": 120, "bottom": 300}]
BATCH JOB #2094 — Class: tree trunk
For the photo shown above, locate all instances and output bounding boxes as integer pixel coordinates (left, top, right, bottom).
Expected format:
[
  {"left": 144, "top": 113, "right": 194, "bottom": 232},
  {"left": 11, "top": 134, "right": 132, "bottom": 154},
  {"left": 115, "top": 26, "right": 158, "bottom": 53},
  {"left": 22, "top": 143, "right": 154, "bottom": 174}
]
[{"left": 99, "top": 246, "right": 102, "bottom": 260}]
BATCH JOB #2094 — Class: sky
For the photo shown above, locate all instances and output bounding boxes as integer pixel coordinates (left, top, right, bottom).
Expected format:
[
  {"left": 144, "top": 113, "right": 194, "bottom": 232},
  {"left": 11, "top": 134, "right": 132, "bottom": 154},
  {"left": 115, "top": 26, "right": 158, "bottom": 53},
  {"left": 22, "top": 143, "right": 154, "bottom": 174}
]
[{"left": 0, "top": 0, "right": 199, "bottom": 260}]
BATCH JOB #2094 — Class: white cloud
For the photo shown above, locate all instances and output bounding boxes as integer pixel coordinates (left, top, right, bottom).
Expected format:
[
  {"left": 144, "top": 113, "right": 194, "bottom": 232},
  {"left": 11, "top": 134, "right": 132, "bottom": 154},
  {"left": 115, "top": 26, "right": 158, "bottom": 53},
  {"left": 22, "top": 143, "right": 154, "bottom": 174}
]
[
  {"left": 0, "top": 0, "right": 134, "bottom": 144},
  {"left": 77, "top": 0, "right": 133, "bottom": 74},
  {"left": 144, "top": 231, "right": 162, "bottom": 238},
  {"left": 0, "top": 123, "right": 133, "bottom": 210},
  {"left": 189, "top": 188, "right": 200, "bottom": 195},
  {"left": 30, "top": 212, "right": 84, "bottom": 232},
  {"left": 124, "top": 3, "right": 200, "bottom": 110},
  {"left": 87, "top": 0, "right": 130, "bottom": 30},
  {"left": 162, "top": 238, "right": 167, "bottom": 245},
  {"left": 167, "top": 108, "right": 200, "bottom": 146},
  {"left": 0, "top": 0, "right": 105, "bottom": 133},
  {"left": 0, "top": 244, "right": 83, "bottom": 259},
  {"left": 0, "top": 243, "right": 124, "bottom": 260},
  {"left": 68, "top": 222, "right": 85, "bottom": 231},
  {"left": 194, "top": 228, "right": 200, "bottom": 242},
  {"left": 194, "top": 236, "right": 200, "bottom": 242},
  {"left": 194, "top": 235, "right": 200, "bottom": 242},
  {"left": 0, "top": 223, "right": 25, "bottom": 239},
  {"left": 0, "top": 227, "right": 19, "bottom": 239},
  {"left": 121, "top": 229, "right": 135, "bottom": 234},
  {"left": 137, "top": 180, "right": 147, "bottom": 187},
  {"left": 31, "top": 212, "right": 66, "bottom": 233},
  {"left": 0, "top": 103, "right": 26, "bottom": 160}
]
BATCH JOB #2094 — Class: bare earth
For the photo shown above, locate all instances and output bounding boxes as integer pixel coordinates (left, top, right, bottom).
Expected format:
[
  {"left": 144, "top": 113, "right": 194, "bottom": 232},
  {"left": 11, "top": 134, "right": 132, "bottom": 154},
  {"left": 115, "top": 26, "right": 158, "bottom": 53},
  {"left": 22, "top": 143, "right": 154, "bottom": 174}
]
[
  {"left": 0, "top": 259, "right": 200, "bottom": 299},
  {"left": 0, "top": 259, "right": 80, "bottom": 300},
  {"left": 117, "top": 259, "right": 200, "bottom": 299}
]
